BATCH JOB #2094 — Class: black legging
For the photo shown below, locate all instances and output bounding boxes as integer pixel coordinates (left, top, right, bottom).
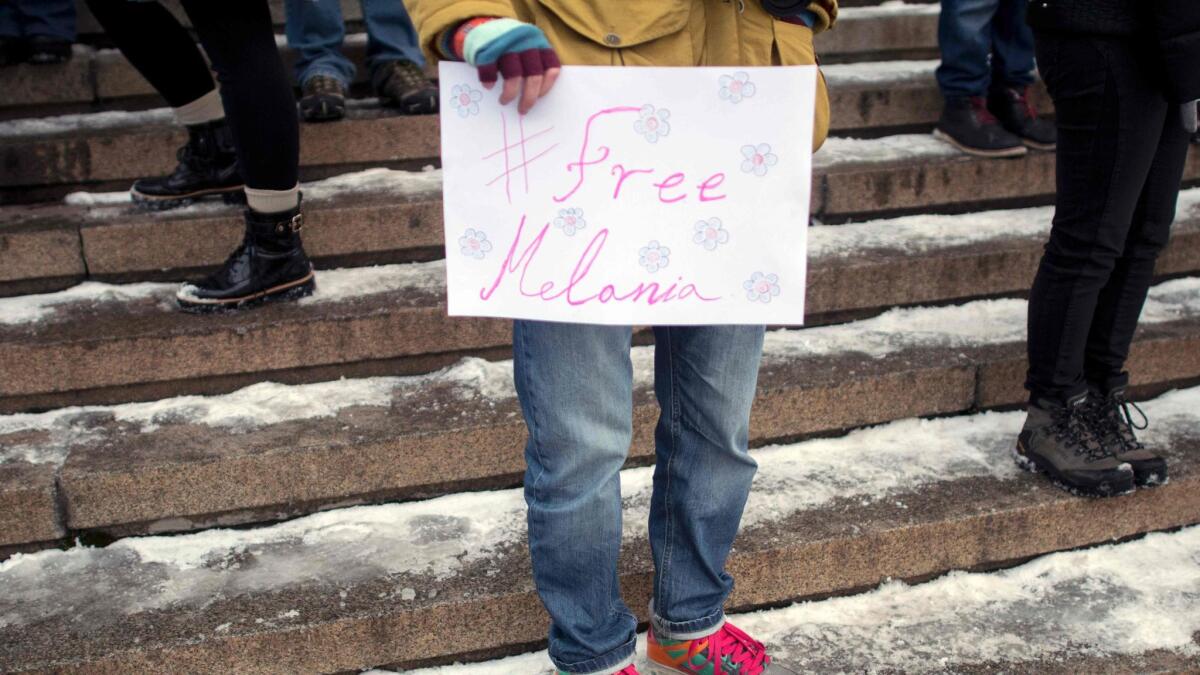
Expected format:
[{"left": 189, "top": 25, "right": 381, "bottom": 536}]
[
  {"left": 85, "top": 0, "right": 298, "bottom": 191},
  {"left": 1025, "top": 31, "right": 1192, "bottom": 402}
]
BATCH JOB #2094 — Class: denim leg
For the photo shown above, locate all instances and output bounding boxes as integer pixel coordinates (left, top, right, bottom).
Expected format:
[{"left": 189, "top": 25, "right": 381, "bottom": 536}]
[
  {"left": 284, "top": 0, "right": 354, "bottom": 86},
  {"left": 649, "top": 325, "right": 764, "bottom": 639},
  {"left": 936, "top": 0, "right": 1001, "bottom": 98},
  {"left": 513, "top": 320, "right": 638, "bottom": 674},
  {"left": 12, "top": 0, "right": 76, "bottom": 41},
  {"left": 360, "top": 0, "right": 425, "bottom": 76},
  {"left": 0, "top": 3, "right": 19, "bottom": 38},
  {"left": 989, "top": 0, "right": 1035, "bottom": 89}
]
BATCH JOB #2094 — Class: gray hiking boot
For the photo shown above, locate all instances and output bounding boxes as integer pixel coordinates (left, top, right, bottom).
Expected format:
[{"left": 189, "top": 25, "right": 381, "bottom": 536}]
[
  {"left": 1014, "top": 392, "right": 1135, "bottom": 497},
  {"left": 1087, "top": 386, "right": 1167, "bottom": 487}
]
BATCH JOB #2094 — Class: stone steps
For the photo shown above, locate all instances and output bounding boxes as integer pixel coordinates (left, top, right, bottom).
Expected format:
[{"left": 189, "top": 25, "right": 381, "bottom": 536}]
[
  {"left": 4, "top": 276, "right": 1200, "bottom": 552},
  {"left": 5, "top": 131, "right": 1178, "bottom": 297},
  {"left": 392, "top": 526, "right": 1200, "bottom": 674},
  {"left": 0, "top": 70, "right": 1049, "bottom": 203},
  {"left": 2, "top": 3, "right": 940, "bottom": 118},
  {"left": 5, "top": 193, "right": 1200, "bottom": 412},
  {"left": 2, "top": 384, "right": 1198, "bottom": 673}
]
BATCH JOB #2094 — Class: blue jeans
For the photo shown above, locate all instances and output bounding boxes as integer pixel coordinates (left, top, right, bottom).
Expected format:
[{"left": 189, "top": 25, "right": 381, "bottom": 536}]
[
  {"left": 936, "top": 0, "right": 1036, "bottom": 98},
  {"left": 0, "top": 0, "right": 75, "bottom": 41},
  {"left": 513, "top": 321, "right": 764, "bottom": 674},
  {"left": 283, "top": 0, "right": 424, "bottom": 87}
]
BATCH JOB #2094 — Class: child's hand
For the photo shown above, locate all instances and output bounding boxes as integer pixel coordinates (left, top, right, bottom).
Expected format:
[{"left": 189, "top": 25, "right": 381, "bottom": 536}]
[{"left": 449, "top": 18, "right": 561, "bottom": 114}]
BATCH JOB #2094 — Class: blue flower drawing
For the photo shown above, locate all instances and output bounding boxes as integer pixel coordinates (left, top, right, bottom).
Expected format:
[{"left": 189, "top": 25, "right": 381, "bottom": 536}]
[
  {"left": 693, "top": 218, "right": 730, "bottom": 251},
  {"left": 719, "top": 72, "right": 756, "bottom": 103},
  {"left": 740, "top": 144, "right": 778, "bottom": 177},
  {"left": 639, "top": 241, "right": 671, "bottom": 273},
  {"left": 459, "top": 228, "right": 493, "bottom": 259},
  {"left": 634, "top": 104, "right": 671, "bottom": 143},
  {"left": 554, "top": 207, "right": 586, "bottom": 236},
  {"left": 744, "top": 272, "right": 781, "bottom": 303},
  {"left": 450, "top": 84, "right": 483, "bottom": 118}
]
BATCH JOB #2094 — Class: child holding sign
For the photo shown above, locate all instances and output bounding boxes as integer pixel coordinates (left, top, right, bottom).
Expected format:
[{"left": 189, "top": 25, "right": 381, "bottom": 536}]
[{"left": 408, "top": 2, "right": 835, "bottom": 674}]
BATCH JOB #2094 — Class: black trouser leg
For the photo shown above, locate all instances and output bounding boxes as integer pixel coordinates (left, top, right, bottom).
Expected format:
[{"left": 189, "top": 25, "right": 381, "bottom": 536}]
[
  {"left": 84, "top": 0, "right": 214, "bottom": 107},
  {"left": 179, "top": 0, "right": 299, "bottom": 192},
  {"left": 1025, "top": 32, "right": 1189, "bottom": 403}
]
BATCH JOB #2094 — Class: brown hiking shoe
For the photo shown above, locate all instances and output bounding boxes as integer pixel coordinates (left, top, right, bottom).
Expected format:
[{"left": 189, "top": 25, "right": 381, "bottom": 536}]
[
  {"left": 300, "top": 75, "right": 346, "bottom": 123},
  {"left": 372, "top": 60, "right": 437, "bottom": 115},
  {"left": 1014, "top": 392, "right": 1135, "bottom": 497},
  {"left": 1087, "top": 386, "right": 1167, "bottom": 487}
]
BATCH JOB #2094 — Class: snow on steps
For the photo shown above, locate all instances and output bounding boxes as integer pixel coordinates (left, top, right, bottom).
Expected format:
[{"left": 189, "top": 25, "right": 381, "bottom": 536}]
[
  {"left": 3, "top": 277, "right": 1200, "bottom": 551},
  {"left": 2, "top": 385, "right": 1199, "bottom": 674},
  {"left": 1, "top": 2, "right": 939, "bottom": 116},
  {"left": 4, "top": 189, "right": 1200, "bottom": 410},
  {"left": 395, "top": 526, "right": 1200, "bottom": 674}
]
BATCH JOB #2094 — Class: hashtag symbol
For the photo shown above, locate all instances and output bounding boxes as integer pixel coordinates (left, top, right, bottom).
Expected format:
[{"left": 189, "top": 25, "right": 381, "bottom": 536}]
[{"left": 482, "top": 112, "right": 557, "bottom": 204}]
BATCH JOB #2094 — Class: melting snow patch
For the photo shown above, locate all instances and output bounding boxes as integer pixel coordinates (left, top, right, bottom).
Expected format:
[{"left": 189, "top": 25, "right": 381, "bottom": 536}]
[
  {"left": 299, "top": 261, "right": 446, "bottom": 305},
  {"left": 0, "top": 108, "right": 176, "bottom": 138},
  {"left": 837, "top": 0, "right": 941, "bottom": 20},
  {"left": 814, "top": 134, "right": 959, "bottom": 170},
  {"left": 300, "top": 167, "right": 442, "bottom": 202},
  {"left": 822, "top": 59, "right": 937, "bottom": 88},
  {"left": 0, "top": 281, "right": 173, "bottom": 325},
  {"left": 808, "top": 204, "right": 1052, "bottom": 258}
]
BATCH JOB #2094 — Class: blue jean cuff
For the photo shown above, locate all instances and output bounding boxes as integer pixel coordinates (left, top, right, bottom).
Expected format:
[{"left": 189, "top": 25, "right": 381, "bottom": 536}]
[
  {"left": 551, "top": 637, "right": 636, "bottom": 674},
  {"left": 299, "top": 68, "right": 350, "bottom": 89},
  {"left": 649, "top": 600, "right": 727, "bottom": 641}
]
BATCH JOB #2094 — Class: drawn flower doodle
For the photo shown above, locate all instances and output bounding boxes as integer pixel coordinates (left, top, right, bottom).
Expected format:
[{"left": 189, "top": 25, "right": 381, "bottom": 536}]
[
  {"left": 450, "top": 84, "right": 483, "bottom": 118},
  {"left": 740, "top": 144, "right": 778, "bottom": 177},
  {"left": 459, "top": 228, "right": 493, "bottom": 259},
  {"left": 634, "top": 104, "right": 671, "bottom": 143},
  {"left": 693, "top": 217, "right": 730, "bottom": 251},
  {"left": 744, "top": 272, "right": 781, "bottom": 303},
  {"left": 719, "top": 72, "right": 756, "bottom": 103},
  {"left": 554, "top": 207, "right": 586, "bottom": 236},
  {"left": 639, "top": 241, "right": 671, "bottom": 273}
]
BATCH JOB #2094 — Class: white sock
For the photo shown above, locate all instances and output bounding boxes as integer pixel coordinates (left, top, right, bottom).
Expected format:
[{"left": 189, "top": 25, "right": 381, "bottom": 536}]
[
  {"left": 173, "top": 90, "right": 225, "bottom": 127},
  {"left": 244, "top": 184, "right": 301, "bottom": 214}
]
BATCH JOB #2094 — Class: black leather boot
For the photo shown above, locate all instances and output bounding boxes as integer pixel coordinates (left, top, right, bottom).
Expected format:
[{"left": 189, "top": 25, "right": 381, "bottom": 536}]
[
  {"left": 132, "top": 118, "right": 244, "bottom": 209},
  {"left": 933, "top": 96, "right": 1027, "bottom": 158},
  {"left": 176, "top": 205, "right": 314, "bottom": 312},
  {"left": 988, "top": 86, "right": 1057, "bottom": 151}
]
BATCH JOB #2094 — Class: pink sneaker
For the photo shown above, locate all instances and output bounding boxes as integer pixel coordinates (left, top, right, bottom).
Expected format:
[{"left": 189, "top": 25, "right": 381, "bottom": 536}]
[{"left": 646, "top": 622, "right": 797, "bottom": 674}]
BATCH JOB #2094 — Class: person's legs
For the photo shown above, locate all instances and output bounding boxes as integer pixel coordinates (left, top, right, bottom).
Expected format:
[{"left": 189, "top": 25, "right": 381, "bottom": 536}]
[
  {"left": 175, "top": 0, "right": 312, "bottom": 311},
  {"left": 988, "top": 0, "right": 1034, "bottom": 89},
  {"left": 936, "top": 0, "right": 999, "bottom": 99},
  {"left": 360, "top": 0, "right": 425, "bottom": 72},
  {"left": 648, "top": 325, "right": 763, "bottom": 638},
  {"left": 514, "top": 320, "right": 638, "bottom": 674},
  {"left": 12, "top": 0, "right": 75, "bottom": 42},
  {"left": 284, "top": 0, "right": 354, "bottom": 86},
  {"left": 1082, "top": 120, "right": 1191, "bottom": 389},
  {"left": 1025, "top": 34, "right": 1171, "bottom": 404}
]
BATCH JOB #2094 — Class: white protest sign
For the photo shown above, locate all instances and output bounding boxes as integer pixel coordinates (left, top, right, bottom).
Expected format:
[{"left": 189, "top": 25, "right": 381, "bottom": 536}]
[{"left": 439, "top": 63, "right": 815, "bottom": 325}]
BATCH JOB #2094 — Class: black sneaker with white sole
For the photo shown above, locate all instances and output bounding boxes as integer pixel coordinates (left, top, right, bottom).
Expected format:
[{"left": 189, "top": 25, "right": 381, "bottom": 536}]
[
  {"left": 131, "top": 118, "right": 244, "bottom": 210},
  {"left": 1014, "top": 392, "right": 1135, "bottom": 497},
  {"left": 934, "top": 96, "right": 1027, "bottom": 158},
  {"left": 176, "top": 205, "right": 314, "bottom": 313}
]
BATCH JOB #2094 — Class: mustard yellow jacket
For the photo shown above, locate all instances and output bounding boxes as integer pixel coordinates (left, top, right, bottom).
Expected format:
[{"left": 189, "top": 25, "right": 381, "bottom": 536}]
[{"left": 407, "top": 0, "right": 837, "bottom": 149}]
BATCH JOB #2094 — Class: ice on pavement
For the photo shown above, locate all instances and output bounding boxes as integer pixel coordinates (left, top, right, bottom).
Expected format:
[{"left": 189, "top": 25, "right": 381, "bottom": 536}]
[
  {"left": 394, "top": 526, "right": 1200, "bottom": 674},
  {"left": 2, "top": 386, "right": 1199, "bottom": 634}
]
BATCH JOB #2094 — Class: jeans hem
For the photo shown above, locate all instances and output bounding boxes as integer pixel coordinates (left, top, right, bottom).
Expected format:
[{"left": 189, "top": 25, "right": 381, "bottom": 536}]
[
  {"left": 550, "top": 637, "right": 636, "bottom": 675},
  {"left": 649, "top": 600, "right": 727, "bottom": 641},
  {"left": 299, "top": 67, "right": 350, "bottom": 89}
]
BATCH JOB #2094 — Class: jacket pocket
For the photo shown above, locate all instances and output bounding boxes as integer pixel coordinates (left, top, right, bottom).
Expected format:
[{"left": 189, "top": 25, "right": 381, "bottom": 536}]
[{"left": 534, "top": 0, "right": 692, "bottom": 50}]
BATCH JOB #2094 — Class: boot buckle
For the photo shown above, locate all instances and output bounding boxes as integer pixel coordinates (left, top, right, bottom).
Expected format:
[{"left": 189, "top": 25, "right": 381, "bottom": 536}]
[{"left": 275, "top": 213, "right": 304, "bottom": 234}]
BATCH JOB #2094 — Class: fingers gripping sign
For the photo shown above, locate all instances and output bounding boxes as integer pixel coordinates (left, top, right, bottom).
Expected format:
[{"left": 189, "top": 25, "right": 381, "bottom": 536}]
[{"left": 446, "top": 17, "right": 562, "bottom": 114}]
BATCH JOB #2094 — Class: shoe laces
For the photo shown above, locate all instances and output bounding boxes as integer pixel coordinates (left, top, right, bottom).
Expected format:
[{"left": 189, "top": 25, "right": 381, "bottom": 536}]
[
  {"left": 969, "top": 96, "right": 1000, "bottom": 125},
  {"left": 1008, "top": 87, "right": 1039, "bottom": 120},
  {"left": 385, "top": 60, "right": 429, "bottom": 93},
  {"left": 1051, "top": 403, "right": 1111, "bottom": 462},
  {"left": 692, "top": 623, "right": 770, "bottom": 675},
  {"left": 306, "top": 75, "right": 343, "bottom": 96},
  {"left": 1098, "top": 393, "right": 1149, "bottom": 449}
]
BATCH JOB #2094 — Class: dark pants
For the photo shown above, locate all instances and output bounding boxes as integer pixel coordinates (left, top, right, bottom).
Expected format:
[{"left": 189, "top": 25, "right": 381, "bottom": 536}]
[
  {"left": 1025, "top": 31, "right": 1192, "bottom": 402},
  {"left": 936, "top": 0, "right": 1036, "bottom": 98},
  {"left": 84, "top": 0, "right": 299, "bottom": 192},
  {"left": 0, "top": 0, "right": 75, "bottom": 41}
]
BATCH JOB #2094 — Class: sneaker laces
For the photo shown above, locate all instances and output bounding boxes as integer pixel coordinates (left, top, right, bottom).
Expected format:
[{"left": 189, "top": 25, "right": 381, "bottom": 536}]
[
  {"left": 384, "top": 60, "right": 429, "bottom": 95},
  {"left": 969, "top": 96, "right": 1000, "bottom": 125},
  {"left": 306, "top": 75, "right": 343, "bottom": 97},
  {"left": 1104, "top": 393, "right": 1149, "bottom": 450},
  {"left": 695, "top": 623, "right": 770, "bottom": 675}
]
